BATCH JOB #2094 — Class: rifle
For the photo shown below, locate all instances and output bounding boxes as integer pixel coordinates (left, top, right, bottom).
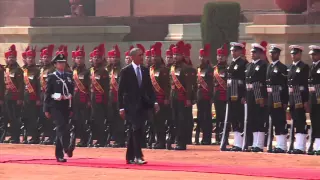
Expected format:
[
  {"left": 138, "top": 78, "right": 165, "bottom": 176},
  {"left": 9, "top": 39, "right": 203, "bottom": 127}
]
[
  {"left": 267, "top": 115, "right": 273, "bottom": 153},
  {"left": 104, "top": 119, "right": 112, "bottom": 147},
  {"left": 37, "top": 116, "right": 46, "bottom": 144},
  {"left": 166, "top": 125, "right": 175, "bottom": 150},
  {"left": 20, "top": 109, "right": 28, "bottom": 144},
  {"left": 287, "top": 118, "right": 295, "bottom": 153},
  {"left": 85, "top": 119, "right": 93, "bottom": 147},
  {"left": 194, "top": 122, "right": 200, "bottom": 145},
  {"left": 0, "top": 113, "right": 7, "bottom": 143},
  {"left": 242, "top": 103, "right": 249, "bottom": 151},
  {"left": 145, "top": 120, "right": 155, "bottom": 149},
  {"left": 220, "top": 103, "right": 229, "bottom": 151},
  {"left": 68, "top": 118, "right": 76, "bottom": 152},
  {"left": 307, "top": 125, "right": 315, "bottom": 155}
]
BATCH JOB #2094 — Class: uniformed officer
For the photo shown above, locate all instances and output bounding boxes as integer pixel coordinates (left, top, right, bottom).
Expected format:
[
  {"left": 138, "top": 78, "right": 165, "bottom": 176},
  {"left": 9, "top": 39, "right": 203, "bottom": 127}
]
[
  {"left": 106, "top": 46, "right": 125, "bottom": 148},
  {"left": 56, "top": 45, "right": 72, "bottom": 73},
  {"left": 266, "top": 44, "right": 289, "bottom": 153},
  {"left": 213, "top": 44, "right": 228, "bottom": 145},
  {"left": 72, "top": 46, "right": 91, "bottom": 147},
  {"left": 184, "top": 43, "right": 197, "bottom": 145},
  {"left": 22, "top": 46, "right": 41, "bottom": 144},
  {"left": 307, "top": 45, "right": 320, "bottom": 155},
  {"left": 3, "top": 45, "right": 24, "bottom": 144},
  {"left": 245, "top": 43, "right": 268, "bottom": 152},
  {"left": 149, "top": 42, "right": 170, "bottom": 149},
  {"left": 221, "top": 42, "right": 247, "bottom": 151},
  {"left": 169, "top": 41, "right": 193, "bottom": 150},
  {"left": 39, "top": 45, "right": 56, "bottom": 145},
  {"left": 44, "top": 54, "right": 74, "bottom": 162},
  {"left": 90, "top": 44, "right": 110, "bottom": 147},
  {"left": 287, "top": 45, "right": 309, "bottom": 154},
  {"left": 196, "top": 44, "right": 214, "bottom": 145}
]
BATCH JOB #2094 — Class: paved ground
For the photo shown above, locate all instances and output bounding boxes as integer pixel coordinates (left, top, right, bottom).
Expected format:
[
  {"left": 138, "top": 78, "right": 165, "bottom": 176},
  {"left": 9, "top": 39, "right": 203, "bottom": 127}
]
[{"left": 0, "top": 144, "right": 319, "bottom": 180}]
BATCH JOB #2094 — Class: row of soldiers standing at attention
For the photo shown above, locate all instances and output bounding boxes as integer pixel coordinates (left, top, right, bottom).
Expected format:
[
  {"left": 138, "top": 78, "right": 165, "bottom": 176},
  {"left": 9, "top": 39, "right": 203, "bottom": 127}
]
[{"left": 0, "top": 41, "right": 319, "bottom": 155}]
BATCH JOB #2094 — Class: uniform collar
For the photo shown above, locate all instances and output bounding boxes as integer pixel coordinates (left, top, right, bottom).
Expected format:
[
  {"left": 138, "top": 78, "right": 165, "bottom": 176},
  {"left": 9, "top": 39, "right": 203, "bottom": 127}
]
[
  {"left": 313, "top": 60, "right": 320, "bottom": 66},
  {"left": 232, "top": 56, "right": 241, "bottom": 62},
  {"left": 271, "top": 60, "right": 279, "bottom": 66},
  {"left": 252, "top": 59, "right": 260, "bottom": 64},
  {"left": 293, "top": 60, "right": 301, "bottom": 66}
]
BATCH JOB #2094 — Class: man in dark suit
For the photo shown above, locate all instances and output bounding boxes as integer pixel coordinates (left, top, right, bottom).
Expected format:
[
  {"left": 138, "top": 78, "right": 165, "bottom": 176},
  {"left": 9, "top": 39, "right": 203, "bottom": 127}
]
[{"left": 118, "top": 47, "right": 159, "bottom": 165}]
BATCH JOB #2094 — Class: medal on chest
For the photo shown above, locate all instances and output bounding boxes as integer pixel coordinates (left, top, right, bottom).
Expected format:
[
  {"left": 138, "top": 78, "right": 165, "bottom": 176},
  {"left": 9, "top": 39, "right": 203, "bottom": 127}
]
[
  {"left": 234, "top": 64, "right": 238, "bottom": 70},
  {"left": 175, "top": 70, "right": 180, "bottom": 76},
  {"left": 296, "top": 68, "right": 300, "bottom": 73},
  {"left": 28, "top": 75, "right": 34, "bottom": 80},
  {"left": 273, "top": 68, "right": 278, "bottom": 73},
  {"left": 154, "top": 71, "right": 160, "bottom": 77},
  {"left": 317, "top": 68, "right": 320, "bottom": 74},
  {"left": 255, "top": 65, "right": 260, "bottom": 71}
]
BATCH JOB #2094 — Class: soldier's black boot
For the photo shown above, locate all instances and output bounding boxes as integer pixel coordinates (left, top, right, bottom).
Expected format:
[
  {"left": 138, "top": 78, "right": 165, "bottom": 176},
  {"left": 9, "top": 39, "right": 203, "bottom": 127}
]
[
  {"left": 112, "top": 142, "right": 126, "bottom": 148},
  {"left": 153, "top": 142, "right": 165, "bottom": 149},
  {"left": 174, "top": 144, "right": 187, "bottom": 150}
]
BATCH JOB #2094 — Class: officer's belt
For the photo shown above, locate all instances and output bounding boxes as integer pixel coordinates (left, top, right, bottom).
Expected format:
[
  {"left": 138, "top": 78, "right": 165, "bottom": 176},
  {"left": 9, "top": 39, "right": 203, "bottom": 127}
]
[
  {"left": 267, "top": 85, "right": 282, "bottom": 108},
  {"left": 309, "top": 84, "right": 320, "bottom": 104},
  {"left": 289, "top": 85, "right": 303, "bottom": 108},
  {"left": 227, "top": 79, "right": 243, "bottom": 101},
  {"left": 246, "top": 82, "right": 264, "bottom": 104}
]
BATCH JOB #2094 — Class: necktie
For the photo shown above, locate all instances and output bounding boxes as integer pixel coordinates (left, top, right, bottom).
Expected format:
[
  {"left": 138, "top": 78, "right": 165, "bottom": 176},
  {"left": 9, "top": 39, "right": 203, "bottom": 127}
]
[{"left": 136, "top": 66, "right": 142, "bottom": 87}]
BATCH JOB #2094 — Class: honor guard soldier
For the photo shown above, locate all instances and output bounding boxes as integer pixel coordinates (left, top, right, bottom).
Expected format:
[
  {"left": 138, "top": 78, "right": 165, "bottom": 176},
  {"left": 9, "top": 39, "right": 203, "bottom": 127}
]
[
  {"left": 56, "top": 45, "right": 72, "bottom": 73},
  {"left": 169, "top": 41, "right": 194, "bottom": 150},
  {"left": 21, "top": 47, "right": 28, "bottom": 69},
  {"left": 212, "top": 44, "right": 228, "bottom": 145},
  {"left": 72, "top": 46, "right": 91, "bottom": 147},
  {"left": 145, "top": 49, "right": 152, "bottom": 68},
  {"left": 39, "top": 45, "right": 56, "bottom": 145},
  {"left": 0, "top": 64, "right": 4, "bottom": 131},
  {"left": 245, "top": 43, "right": 268, "bottom": 152},
  {"left": 3, "top": 45, "right": 24, "bottom": 144},
  {"left": 184, "top": 43, "right": 197, "bottom": 145},
  {"left": 266, "top": 44, "right": 289, "bottom": 153},
  {"left": 287, "top": 45, "right": 310, "bottom": 154},
  {"left": 307, "top": 45, "right": 320, "bottom": 155},
  {"left": 90, "top": 44, "right": 110, "bottom": 147},
  {"left": 220, "top": 42, "right": 247, "bottom": 151},
  {"left": 106, "top": 45, "right": 125, "bottom": 148},
  {"left": 44, "top": 54, "right": 74, "bottom": 162},
  {"left": 22, "top": 46, "right": 42, "bottom": 144},
  {"left": 149, "top": 42, "right": 170, "bottom": 149},
  {"left": 196, "top": 44, "right": 214, "bottom": 145},
  {"left": 124, "top": 46, "right": 134, "bottom": 65}
]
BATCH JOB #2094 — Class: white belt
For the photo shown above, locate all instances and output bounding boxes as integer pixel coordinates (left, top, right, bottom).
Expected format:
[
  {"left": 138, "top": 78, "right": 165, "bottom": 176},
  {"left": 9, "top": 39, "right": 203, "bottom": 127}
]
[
  {"left": 51, "top": 93, "right": 72, "bottom": 101},
  {"left": 289, "top": 86, "right": 304, "bottom": 93},
  {"left": 227, "top": 79, "right": 243, "bottom": 85},
  {"left": 309, "top": 86, "right": 315, "bottom": 92}
]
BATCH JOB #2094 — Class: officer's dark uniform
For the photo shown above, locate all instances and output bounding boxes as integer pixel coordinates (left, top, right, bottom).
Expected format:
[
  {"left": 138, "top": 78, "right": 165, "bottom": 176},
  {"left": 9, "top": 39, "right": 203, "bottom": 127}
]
[
  {"left": 222, "top": 42, "right": 247, "bottom": 151},
  {"left": 245, "top": 44, "right": 268, "bottom": 152},
  {"left": 22, "top": 62, "right": 41, "bottom": 144},
  {"left": 44, "top": 54, "right": 74, "bottom": 162},
  {"left": 0, "top": 64, "right": 4, "bottom": 138},
  {"left": 287, "top": 45, "right": 309, "bottom": 154},
  {"left": 266, "top": 45, "right": 289, "bottom": 153},
  {"left": 3, "top": 59, "right": 24, "bottom": 143},
  {"left": 73, "top": 63, "right": 90, "bottom": 147},
  {"left": 307, "top": 45, "right": 320, "bottom": 155}
]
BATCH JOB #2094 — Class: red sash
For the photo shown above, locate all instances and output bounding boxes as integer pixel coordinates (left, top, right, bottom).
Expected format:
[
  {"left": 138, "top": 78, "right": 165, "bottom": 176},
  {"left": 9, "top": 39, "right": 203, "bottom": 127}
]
[
  {"left": 110, "top": 69, "right": 119, "bottom": 102},
  {"left": 170, "top": 66, "right": 186, "bottom": 92},
  {"left": 197, "top": 68, "right": 209, "bottom": 92},
  {"left": 150, "top": 66, "right": 164, "bottom": 94},
  {"left": 73, "top": 70, "right": 87, "bottom": 93},
  {"left": 213, "top": 66, "right": 227, "bottom": 90},
  {"left": 5, "top": 68, "right": 18, "bottom": 92},
  {"left": 23, "top": 68, "right": 38, "bottom": 100},
  {"left": 90, "top": 68, "right": 104, "bottom": 93}
]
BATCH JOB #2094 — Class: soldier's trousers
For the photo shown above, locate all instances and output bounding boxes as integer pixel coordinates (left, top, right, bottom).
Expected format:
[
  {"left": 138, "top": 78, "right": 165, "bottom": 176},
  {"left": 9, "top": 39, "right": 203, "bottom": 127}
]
[
  {"left": 108, "top": 102, "right": 125, "bottom": 144},
  {"left": 39, "top": 107, "right": 55, "bottom": 139},
  {"left": 91, "top": 103, "right": 107, "bottom": 143},
  {"left": 197, "top": 100, "right": 212, "bottom": 143},
  {"left": 247, "top": 99, "right": 267, "bottom": 133},
  {"left": 4, "top": 100, "right": 21, "bottom": 141},
  {"left": 186, "top": 105, "right": 194, "bottom": 144},
  {"left": 214, "top": 100, "right": 227, "bottom": 142},
  {"left": 73, "top": 103, "right": 89, "bottom": 142},
  {"left": 154, "top": 104, "right": 169, "bottom": 145},
  {"left": 172, "top": 100, "right": 189, "bottom": 146},
  {"left": 289, "top": 105, "right": 307, "bottom": 134},
  {"left": 269, "top": 106, "right": 288, "bottom": 135},
  {"left": 310, "top": 104, "right": 320, "bottom": 138},
  {"left": 22, "top": 101, "right": 39, "bottom": 139},
  {"left": 227, "top": 100, "right": 244, "bottom": 132},
  {"left": 51, "top": 107, "right": 70, "bottom": 158}
]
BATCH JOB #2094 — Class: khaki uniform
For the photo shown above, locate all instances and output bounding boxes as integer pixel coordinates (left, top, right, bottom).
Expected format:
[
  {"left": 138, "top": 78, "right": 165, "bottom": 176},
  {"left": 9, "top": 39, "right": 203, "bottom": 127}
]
[
  {"left": 22, "top": 65, "right": 41, "bottom": 143},
  {"left": 4, "top": 63, "right": 24, "bottom": 143},
  {"left": 90, "top": 66, "right": 109, "bottom": 147}
]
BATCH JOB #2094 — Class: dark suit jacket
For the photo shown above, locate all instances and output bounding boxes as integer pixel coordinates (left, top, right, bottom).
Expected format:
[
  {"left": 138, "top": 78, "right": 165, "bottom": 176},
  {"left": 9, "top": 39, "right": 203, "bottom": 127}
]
[{"left": 118, "top": 64, "right": 156, "bottom": 129}]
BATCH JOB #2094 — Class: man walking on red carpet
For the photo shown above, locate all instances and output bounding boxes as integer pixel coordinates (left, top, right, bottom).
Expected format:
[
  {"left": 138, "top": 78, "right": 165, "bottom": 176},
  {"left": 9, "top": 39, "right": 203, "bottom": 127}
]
[{"left": 118, "top": 47, "right": 159, "bottom": 165}]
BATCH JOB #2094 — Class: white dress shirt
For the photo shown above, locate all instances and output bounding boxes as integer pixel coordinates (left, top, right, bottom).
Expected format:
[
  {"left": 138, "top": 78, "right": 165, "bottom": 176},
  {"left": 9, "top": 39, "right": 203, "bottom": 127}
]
[
  {"left": 313, "top": 60, "right": 320, "bottom": 66},
  {"left": 271, "top": 60, "right": 279, "bottom": 66},
  {"left": 132, "top": 61, "right": 142, "bottom": 81}
]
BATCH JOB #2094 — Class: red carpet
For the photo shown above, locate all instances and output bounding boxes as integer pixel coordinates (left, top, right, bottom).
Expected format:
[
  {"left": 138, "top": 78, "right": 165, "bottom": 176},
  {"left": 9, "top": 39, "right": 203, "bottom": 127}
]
[{"left": 1, "top": 154, "right": 320, "bottom": 179}]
